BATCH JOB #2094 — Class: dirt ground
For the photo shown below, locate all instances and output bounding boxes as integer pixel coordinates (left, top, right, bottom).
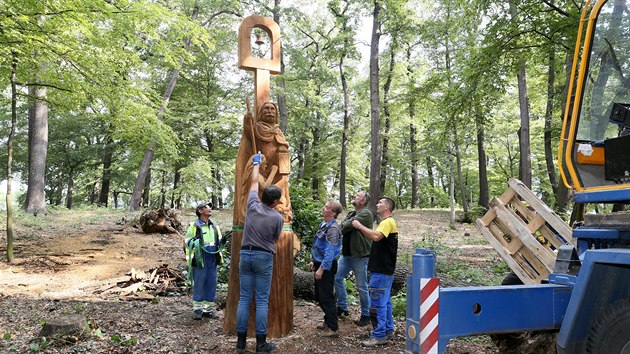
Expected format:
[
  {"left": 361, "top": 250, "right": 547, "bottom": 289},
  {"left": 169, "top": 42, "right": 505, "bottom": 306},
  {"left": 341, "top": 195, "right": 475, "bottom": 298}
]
[{"left": 0, "top": 208, "right": 500, "bottom": 354}]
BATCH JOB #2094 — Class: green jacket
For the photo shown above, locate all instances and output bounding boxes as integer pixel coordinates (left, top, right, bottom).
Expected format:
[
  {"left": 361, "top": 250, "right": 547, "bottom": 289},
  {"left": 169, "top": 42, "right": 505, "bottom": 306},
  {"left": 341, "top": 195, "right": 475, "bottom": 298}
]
[{"left": 340, "top": 207, "right": 373, "bottom": 258}]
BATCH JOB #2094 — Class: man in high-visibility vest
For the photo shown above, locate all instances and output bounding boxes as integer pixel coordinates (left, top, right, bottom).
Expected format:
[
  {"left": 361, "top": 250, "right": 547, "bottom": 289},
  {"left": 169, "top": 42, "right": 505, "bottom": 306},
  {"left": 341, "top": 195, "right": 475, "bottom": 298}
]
[{"left": 185, "top": 202, "right": 222, "bottom": 320}]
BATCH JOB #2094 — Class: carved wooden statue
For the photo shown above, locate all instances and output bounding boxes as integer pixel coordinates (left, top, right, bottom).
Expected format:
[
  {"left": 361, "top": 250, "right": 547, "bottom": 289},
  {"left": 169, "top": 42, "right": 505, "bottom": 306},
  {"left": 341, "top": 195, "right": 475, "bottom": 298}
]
[{"left": 224, "top": 15, "right": 296, "bottom": 338}]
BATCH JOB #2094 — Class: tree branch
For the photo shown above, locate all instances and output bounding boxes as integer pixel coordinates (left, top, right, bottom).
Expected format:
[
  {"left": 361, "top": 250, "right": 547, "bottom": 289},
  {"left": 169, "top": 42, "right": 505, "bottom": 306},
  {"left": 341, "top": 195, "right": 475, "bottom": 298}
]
[{"left": 541, "top": 0, "right": 571, "bottom": 17}]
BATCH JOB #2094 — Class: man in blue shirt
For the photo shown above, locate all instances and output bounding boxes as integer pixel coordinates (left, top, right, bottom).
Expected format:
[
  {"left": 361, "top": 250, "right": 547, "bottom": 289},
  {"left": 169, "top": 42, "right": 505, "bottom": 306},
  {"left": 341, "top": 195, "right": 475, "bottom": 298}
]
[{"left": 309, "top": 199, "right": 343, "bottom": 337}]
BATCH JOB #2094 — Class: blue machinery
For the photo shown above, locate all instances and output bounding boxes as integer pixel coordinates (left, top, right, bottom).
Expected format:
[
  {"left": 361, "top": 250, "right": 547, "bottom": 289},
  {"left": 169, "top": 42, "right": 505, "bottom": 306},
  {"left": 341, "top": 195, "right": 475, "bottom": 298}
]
[
  {"left": 405, "top": 247, "right": 630, "bottom": 353},
  {"left": 404, "top": 0, "right": 630, "bottom": 351}
]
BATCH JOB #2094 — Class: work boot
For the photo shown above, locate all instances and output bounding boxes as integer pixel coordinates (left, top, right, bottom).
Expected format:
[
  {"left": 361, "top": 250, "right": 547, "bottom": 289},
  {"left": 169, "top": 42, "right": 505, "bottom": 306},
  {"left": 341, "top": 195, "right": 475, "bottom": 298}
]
[
  {"left": 354, "top": 315, "right": 371, "bottom": 327},
  {"left": 317, "top": 327, "right": 339, "bottom": 338},
  {"left": 362, "top": 336, "right": 387, "bottom": 347},
  {"left": 236, "top": 332, "right": 247, "bottom": 354},
  {"left": 202, "top": 310, "right": 219, "bottom": 319},
  {"left": 255, "top": 334, "right": 276, "bottom": 353},
  {"left": 336, "top": 307, "right": 349, "bottom": 319}
]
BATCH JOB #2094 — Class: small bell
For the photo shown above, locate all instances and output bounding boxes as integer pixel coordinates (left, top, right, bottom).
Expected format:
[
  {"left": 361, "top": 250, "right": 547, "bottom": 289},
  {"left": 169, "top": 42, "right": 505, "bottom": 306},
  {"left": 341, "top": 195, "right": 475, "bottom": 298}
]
[{"left": 255, "top": 34, "right": 265, "bottom": 46}]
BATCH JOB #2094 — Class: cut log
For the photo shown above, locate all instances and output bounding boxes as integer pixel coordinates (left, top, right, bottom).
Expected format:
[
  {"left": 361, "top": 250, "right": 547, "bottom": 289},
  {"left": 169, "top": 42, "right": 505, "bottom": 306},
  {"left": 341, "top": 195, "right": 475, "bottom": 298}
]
[
  {"left": 39, "top": 314, "right": 88, "bottom": 338},
  {"left": 392, "top": 262, "right": 411, "bottom": 294},
  {"left": 293, "top": 267, "right": 314, "bottom": 300}
]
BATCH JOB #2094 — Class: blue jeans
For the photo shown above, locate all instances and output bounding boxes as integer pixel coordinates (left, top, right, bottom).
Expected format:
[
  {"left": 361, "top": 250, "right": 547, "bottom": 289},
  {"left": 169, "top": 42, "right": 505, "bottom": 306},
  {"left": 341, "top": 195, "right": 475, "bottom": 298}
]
[
  {"left": 236, "top": 250, "right": 274, "bottom": 335},
  {"left": 334, "top": 255, "right": 370, "bottom": 316},
  {"left": 192, "top": 248, "right": 217, "bottom": 311},
  {"left": 369, "top": 272, "right": 394, "bottom": 339}
]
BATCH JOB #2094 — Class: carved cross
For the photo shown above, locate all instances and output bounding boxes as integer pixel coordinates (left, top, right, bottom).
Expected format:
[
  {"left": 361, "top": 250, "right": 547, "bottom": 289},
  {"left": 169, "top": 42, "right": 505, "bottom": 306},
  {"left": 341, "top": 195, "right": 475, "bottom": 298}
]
[{"left": 238, "top": 16, "right": 281, "bottom": 114}]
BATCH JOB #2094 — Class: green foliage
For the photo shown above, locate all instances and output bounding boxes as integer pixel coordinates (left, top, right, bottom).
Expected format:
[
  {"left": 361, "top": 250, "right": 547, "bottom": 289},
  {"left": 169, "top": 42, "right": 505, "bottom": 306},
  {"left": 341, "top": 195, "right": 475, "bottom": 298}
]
[
  {"left": 174, "top": 158, "right": 215, "bottom": 202},
  {"left": 216, "top": 230, "right": 231, "bottom": 289},
  {"left": 28, "top": 337, "right": 50, "bottom": 353},
  {"left": 392, "top": 290, "right": 407, "bottom": 319},
  {"left": 111, "top": 335, "right": 137, "bottom": 346},
  {"left": 0, "top": 0, "right": 578, "bottom": 216},
  {"left": 343, "top": 278, "right": 358, "bottom": 306},
  {"left": 413, "top": 229, "right": 506, "bottom": 286},
  {"left": 290, "top": 182, "right": 322, "bottom": 250},
  {"left": 2, "top": 333, "right": 11, "bottom": 340}
]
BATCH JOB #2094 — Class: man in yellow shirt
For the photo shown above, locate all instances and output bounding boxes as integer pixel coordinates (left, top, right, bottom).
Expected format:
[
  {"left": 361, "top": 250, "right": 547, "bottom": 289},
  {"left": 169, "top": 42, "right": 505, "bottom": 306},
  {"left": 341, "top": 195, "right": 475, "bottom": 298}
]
[{"left": 352, "top": 197, "right": 398, "bottom": 347}]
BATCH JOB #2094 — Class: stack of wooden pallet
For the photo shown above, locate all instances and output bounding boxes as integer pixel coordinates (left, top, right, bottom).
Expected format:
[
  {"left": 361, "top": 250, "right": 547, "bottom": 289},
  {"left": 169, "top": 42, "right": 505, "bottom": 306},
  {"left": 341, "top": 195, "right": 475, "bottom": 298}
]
[{"left": 475, "top": 179, "right": 573, "bottom": 284}]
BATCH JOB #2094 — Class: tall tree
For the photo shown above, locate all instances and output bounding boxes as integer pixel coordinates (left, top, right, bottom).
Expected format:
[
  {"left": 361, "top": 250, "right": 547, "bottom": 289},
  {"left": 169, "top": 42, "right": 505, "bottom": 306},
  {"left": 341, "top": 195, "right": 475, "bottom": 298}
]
[
  {"left": 23, "top": 76, "right": 49, "bottom": 215},
  {"left": 6, "top": 52, "right": 18, "bottom": 262},
  {"left": 379, "top": 40, "right": 395, "bottom": 195},
  {"left": 406, "top": 45, "right": 419, "bottom": 208},
  {"left": 544, "top": 46, "right": 559, "bottom": 202},
  {"left": 129, "top": 1, "right": 200, "bottom": 211},
  {"left": 368, "top": 0, "right": 382, "bottom": 211},
  {"left": 329, "top": 0, "right": 356, "bottom": 207},
  {"left": 509, "top": 1, "right": 532, "bottom": 188}
]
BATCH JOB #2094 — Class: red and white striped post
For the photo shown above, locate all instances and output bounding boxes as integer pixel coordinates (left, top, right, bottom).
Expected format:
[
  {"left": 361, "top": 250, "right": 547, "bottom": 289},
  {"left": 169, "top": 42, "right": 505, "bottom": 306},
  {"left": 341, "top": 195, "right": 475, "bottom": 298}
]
[{"left": 420, "top": 277, "right": 439, "bottom": 354}]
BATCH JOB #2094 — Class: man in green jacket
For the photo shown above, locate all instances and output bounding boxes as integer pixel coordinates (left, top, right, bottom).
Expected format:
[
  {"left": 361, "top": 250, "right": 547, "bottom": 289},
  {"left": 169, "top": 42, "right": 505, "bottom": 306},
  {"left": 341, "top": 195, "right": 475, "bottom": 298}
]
[{"left": 334, "top": 191, "right": 374, "bottom": 326}]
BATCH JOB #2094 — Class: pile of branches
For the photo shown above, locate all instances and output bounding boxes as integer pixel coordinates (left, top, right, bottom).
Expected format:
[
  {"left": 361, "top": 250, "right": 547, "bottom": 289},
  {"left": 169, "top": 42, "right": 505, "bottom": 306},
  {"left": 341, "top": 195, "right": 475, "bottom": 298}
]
[{"left": 98, "top": 264, "right": 187, "bottom": 300}]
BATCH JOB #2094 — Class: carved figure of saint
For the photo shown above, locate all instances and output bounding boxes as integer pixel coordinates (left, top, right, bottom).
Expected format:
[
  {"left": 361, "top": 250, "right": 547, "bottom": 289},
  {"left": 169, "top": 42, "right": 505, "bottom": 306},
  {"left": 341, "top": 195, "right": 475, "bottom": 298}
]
[{"left": 234, "top": 101, "right": 292, "bottom": 226}]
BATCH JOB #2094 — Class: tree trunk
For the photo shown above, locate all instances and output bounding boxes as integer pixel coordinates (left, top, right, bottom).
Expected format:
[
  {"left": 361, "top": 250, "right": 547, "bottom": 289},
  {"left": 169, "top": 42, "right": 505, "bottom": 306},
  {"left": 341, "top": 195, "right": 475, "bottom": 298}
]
[
  {"left": 171, "top": 169, "right": 181, "bottom": 209},
  {"left": 129, "top": 2, "right": 199, "bottom": 211},
  {"left": 453, "top": 123, "right": 471, "bottom": 222},
  {"left": 53, "top": 172, "right": 64, "bottom": 206},
  {"left": 448, "top": 132, "right": 456, "bottom": 226},
  {"left": 160, "top": 170, "right": 167, "bottom": 209},
  {"left": 339, "top": 44, "right": 350, "bottom": 208},
  {"left": 379, "top": 42, "right": 395, "bottom": 195},
  {"left": 65, "top": 168, "right": 74, "bottom": 209},
  {"left": 544, "top": 47, "right": 559, "bottom": 204},
  {"left": 310, "top": 91, "right": 322, "bottom": 198},
  {"left": 407, "top": 47, "right": 419, "bottom": 209},
  {"left": 517, "top": 66, "right": 532, "bottom": 188},
  {"left": 89, "top": 181, "right": 98, "bottom": 205},
  {"left": 368, "top": 0, "right": 382, "bottom": 212},
  {"left": 297, "top": 138, "right": 307, "bottom": 180},
  {"left": 6, "top": 52, "right": 17, "bottom": 262},
  {"left": 476, "top": 109, "right": 489, "bottom": 210},
  {"left": 212, "top": 168, "right": 221, "bottom": 208},
  {"left": 142, "top": 168, "right": 151, "bottom": 208},
  {"left": 427, "top": 156, "right": 435, "bottom": 207},
  {"left": 98, "top": 134, "right": 114, "bottom": 207},
  {"left": 24, "top": 73, "right": 49, "bottom": 215}
]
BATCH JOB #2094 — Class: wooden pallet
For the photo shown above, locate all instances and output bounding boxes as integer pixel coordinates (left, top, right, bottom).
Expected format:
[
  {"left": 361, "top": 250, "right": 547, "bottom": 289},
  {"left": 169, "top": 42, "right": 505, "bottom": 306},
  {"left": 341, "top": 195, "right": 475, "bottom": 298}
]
[{"left": 475, "top": 179, "right": 573, "bottom": 284}]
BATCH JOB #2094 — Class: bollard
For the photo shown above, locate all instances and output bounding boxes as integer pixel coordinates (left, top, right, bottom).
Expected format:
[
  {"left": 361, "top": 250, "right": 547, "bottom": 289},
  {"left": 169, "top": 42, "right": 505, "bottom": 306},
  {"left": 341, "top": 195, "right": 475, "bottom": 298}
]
[{"left": 406, "top": 248, "right": 438, "bottom": 354}]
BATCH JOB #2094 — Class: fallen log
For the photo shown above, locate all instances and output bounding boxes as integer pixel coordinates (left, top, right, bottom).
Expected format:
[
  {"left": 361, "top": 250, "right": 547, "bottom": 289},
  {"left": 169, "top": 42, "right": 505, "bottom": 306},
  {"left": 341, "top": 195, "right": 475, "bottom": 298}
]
[{"left": 291, "top": 261, "right": 411, "bottom": 301}]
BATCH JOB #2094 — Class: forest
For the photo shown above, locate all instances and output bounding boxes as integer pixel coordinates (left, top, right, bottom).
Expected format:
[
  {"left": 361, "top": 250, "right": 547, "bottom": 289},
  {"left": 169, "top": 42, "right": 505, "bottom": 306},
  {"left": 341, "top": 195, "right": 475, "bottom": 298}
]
[{"left": 1, "top": 0, "right": 580, "bottom": 239}]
